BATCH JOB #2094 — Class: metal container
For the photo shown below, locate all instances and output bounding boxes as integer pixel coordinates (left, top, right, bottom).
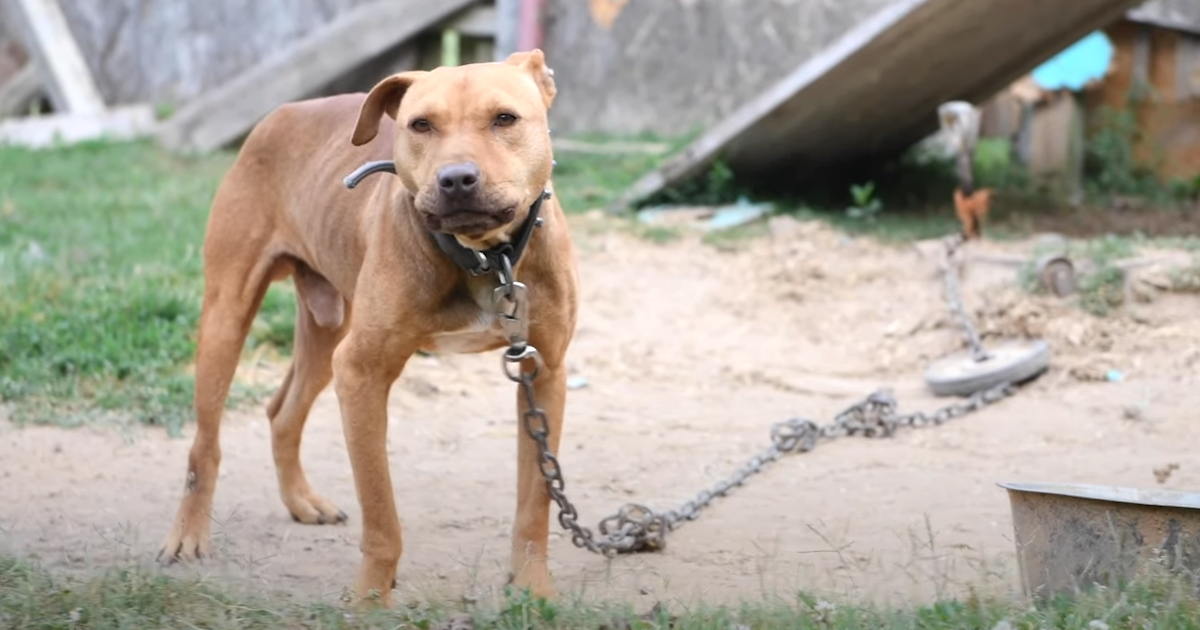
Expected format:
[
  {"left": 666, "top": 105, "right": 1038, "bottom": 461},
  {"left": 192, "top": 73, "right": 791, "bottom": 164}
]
[{"left": 999, "top": 482, "right": 1200, "bottom": 600}]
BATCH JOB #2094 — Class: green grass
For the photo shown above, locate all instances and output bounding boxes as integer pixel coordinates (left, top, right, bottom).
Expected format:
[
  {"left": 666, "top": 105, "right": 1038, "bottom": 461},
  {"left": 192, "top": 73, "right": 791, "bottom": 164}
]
[
  {"left": 0, "top": 140, "right": 293, "bottom": 433},
  {"left": 785, "top": 205, "right": 961, "bottom": 243},
  {"left": 550, "top": 138, "right": 679, "bottom": 214},
  {"left": 551, "top": 150, "right": 661, "bottom": 213},
  {"left": 4, "top": 552, "right": 1200, "bottom": 630}
]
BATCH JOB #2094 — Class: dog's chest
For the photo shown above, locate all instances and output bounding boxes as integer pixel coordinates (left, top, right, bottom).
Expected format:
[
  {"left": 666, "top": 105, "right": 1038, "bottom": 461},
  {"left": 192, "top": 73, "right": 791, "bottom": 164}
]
[{"left": 421, "top": 284, "right": 508, "bottom": 354}]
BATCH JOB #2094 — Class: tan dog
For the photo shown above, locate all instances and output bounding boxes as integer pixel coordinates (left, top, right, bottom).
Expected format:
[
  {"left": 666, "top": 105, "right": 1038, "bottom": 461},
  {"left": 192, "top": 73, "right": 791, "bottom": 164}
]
[{"left": 158, "top": 50, "right": 578, "bottom": 606}]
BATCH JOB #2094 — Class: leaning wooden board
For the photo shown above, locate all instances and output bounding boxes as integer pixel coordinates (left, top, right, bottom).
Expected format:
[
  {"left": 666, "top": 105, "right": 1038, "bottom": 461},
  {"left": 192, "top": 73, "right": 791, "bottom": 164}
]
[
  {"left": 3, "top": 0, "right": 106, "bottom": 115},
  {"left": 158, "top": 0, "right": 478, "bottom": 153}
]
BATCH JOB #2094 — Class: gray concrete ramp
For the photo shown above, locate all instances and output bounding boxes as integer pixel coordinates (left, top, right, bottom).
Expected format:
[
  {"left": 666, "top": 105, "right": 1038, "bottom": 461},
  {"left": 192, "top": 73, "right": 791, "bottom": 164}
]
[{"left": 618, "top": 0, "right": 1145, "bottom": 208}]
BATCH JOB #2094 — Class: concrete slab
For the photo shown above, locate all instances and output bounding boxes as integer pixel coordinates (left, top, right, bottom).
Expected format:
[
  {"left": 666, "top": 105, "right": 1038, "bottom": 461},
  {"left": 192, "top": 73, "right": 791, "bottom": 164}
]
[{"left": 0, "top": 104, "right": 156, "bottom": 148}]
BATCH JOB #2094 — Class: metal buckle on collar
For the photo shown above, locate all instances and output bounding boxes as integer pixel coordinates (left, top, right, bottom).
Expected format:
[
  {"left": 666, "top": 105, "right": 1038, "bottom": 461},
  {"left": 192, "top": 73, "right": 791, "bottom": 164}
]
[{"left": 473, "top": 251, "right": 491, "bottom": 274}]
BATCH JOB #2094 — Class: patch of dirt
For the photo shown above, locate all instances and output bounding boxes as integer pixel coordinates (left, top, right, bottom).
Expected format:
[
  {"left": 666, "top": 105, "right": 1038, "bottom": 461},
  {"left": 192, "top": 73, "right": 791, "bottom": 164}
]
[{"left": 6, "top": 213, "right": 1200, "bottom": 610}]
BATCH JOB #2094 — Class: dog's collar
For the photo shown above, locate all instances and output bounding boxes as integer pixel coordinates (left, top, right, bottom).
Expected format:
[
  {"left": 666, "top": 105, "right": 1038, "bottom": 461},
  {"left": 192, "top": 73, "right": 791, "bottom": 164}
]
[{"left": 343, "top": 159, "right": 549, "bottom": 276}]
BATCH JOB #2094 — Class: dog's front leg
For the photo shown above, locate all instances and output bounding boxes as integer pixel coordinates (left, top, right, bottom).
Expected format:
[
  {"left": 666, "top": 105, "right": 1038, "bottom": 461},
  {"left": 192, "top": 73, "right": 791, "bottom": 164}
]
[
  {"left": 332, "top": 329, "right": 411, "bottom": 607},
  {"left": 510, "top": 354, "right": 567, "bottom": 598}
]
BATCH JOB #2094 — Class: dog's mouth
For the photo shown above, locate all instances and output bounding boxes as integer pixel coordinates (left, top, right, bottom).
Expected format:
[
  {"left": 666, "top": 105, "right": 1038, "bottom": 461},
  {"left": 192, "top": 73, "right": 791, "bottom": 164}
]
[{"left": 424, "top": 206, "right": 517, "bottom": 235}]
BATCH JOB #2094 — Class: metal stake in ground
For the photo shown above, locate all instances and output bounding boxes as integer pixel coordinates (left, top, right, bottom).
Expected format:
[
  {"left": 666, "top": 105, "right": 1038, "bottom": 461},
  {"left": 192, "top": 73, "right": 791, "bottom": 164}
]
[{"left": 924, "top": 236, "right": 1051, "bottom": 397}]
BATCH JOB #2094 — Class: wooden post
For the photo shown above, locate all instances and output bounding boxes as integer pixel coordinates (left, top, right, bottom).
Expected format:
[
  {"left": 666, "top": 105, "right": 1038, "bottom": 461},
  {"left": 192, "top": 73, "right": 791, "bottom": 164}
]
[
  {"left": 517, "top": 0, "right": 544, "bottom": 51},
  {"left": 3, "top": 0, "right": 105, "bottom": 115},
  {"left": 441, "top": 29, "right": 462, "bottom": 67}
]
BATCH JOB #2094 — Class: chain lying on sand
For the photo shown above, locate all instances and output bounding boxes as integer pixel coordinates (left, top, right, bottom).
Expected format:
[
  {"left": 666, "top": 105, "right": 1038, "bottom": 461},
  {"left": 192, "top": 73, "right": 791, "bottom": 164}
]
[{"left": 493, "top": 234, "right": 1014, "bottom": 555}]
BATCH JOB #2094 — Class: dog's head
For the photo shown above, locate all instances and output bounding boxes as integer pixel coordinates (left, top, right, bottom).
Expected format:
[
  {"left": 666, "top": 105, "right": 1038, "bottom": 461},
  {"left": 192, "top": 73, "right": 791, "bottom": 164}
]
[{"left": 350, "top": 50, "right": 557, "bottom": 246}]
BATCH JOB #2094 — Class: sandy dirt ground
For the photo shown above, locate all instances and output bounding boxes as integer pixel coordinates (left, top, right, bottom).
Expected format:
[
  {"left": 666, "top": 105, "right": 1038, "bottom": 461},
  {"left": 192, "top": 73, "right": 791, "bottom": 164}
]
[{"left": 4, "top": 213, "right": 1200, "bottom": 610}]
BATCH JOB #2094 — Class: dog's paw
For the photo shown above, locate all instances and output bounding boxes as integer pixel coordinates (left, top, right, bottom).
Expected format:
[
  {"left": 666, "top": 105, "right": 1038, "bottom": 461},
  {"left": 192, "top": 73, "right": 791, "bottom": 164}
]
[
  {"left": 286, "top": 491, "right": 348, "bottom": 525},
  {"left": 157, "top": 523, "right": 210, "bottom": 565}
]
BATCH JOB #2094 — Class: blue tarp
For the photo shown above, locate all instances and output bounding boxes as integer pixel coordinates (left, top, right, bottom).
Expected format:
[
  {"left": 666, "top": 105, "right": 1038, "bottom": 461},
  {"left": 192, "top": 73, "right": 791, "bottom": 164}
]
[{"left": 1031, "top": 31, "right": 1115, "bottom": 91}]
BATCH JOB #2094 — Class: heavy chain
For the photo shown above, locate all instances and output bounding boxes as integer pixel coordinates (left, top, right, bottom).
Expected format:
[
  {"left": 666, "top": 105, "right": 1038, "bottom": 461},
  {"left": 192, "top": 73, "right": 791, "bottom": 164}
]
[
  {"left": 940, "top": 234, "right": 989, "bottom": 362},
  {"left": 492, "top": 236, "right": 1016, "bottom": 555}
]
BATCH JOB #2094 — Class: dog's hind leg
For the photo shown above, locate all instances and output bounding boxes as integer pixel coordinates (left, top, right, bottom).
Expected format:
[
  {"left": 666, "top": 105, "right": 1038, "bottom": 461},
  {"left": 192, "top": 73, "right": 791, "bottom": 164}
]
[
  {"left": 160, "top": 206, "right": 277, "bottom": 563},
  {"left": 265, "top": 262, "right": 349, "bottom": 525}
]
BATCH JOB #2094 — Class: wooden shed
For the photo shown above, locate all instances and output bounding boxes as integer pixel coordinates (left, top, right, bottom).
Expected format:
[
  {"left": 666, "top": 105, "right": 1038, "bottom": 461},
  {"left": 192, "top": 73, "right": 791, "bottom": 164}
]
[
  {"left": 1092, "top": 3, "right": 1200, "bottom": 181},
  {"left": 977, "top": 0, "right": 1200, "bottom": 195}
]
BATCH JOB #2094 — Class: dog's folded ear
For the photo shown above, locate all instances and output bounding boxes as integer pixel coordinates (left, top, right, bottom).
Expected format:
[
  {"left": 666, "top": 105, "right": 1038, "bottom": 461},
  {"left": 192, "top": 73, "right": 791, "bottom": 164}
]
[
  {"left": 351, "top": 71, "right": 428, "bottom": 146},
  {"left": 504, "top": 49, "right": 557, "bottom": 109}
]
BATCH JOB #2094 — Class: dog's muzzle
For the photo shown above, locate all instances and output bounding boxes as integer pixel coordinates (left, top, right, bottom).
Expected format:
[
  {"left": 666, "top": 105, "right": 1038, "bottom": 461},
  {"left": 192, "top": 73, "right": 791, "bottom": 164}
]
[
  {"left": 342, "top": 159, "right": 550, "bottom": 277},
  {"left": 419, "top": 162, "right": 517, "bottom": 235}
]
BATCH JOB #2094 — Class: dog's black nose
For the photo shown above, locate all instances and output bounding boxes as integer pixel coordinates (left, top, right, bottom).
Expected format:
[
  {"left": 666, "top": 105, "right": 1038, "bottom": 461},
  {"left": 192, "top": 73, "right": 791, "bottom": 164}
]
[{"left": 437, "top": 163, "right": 481, "bottom": 198}]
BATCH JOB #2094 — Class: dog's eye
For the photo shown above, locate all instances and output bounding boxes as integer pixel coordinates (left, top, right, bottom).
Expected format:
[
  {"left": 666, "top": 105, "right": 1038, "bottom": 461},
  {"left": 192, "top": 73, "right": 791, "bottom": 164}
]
[
  {"left": 409, "top": 118, "right": 431, "bottom": 133},
  {"left": 494, "top": 113, "right": 518, "bottom": 127}
]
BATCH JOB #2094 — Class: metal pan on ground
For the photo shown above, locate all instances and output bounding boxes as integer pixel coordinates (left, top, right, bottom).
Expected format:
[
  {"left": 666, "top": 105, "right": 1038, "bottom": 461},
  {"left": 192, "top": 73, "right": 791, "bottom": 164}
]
[
  {"left": 998, "top": 482, "right": 1200, "bottom": 600},
  {"left": 924, "top": 338, "right": 1050, "bottom": 396}
]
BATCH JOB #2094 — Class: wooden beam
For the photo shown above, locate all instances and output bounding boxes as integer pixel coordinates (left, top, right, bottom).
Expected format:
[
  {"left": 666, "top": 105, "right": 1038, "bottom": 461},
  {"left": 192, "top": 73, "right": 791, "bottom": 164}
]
[
  {"left": 2, "top": 0, "right": 105, "bottom": 115},
  {"left": 441, "top": 29, "right": 462, "bottom": 67},
  {"left": 0, "top": 103, "right": 155, "bottom": 148},
  {"left": 0, "top": 65, "right": 43, "bottom": 117},
  {"left": 158, "top": 0, "right": 478, "bottom": 153}
]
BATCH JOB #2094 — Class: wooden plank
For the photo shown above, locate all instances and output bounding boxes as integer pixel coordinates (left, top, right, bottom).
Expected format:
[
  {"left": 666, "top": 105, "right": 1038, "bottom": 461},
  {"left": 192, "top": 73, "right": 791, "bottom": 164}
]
[
  {"left": 0, "top": 65, "right": 43, "bottom": 117},
  {"left": 158, "top": 0, "right": 478, "bottom": 153},
  {"left": 3, "top": 0, "right": 105, "bottom": 115},
  {"left": 0, "top": 103, "right": 155, "bottom": 148}
]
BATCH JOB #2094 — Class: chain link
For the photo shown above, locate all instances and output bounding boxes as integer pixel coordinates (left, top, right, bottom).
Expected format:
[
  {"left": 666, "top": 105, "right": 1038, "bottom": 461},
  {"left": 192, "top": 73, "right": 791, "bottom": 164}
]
[
  {"left": 491, "top": 234, "right": 1020, "bottom": 555},
  {"left": 940, "top": 234, "right": 989, "bottom": 362}
]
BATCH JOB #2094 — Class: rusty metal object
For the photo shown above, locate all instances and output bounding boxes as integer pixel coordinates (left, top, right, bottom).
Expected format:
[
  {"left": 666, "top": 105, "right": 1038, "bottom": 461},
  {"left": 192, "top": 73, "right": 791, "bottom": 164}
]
[
  {"left": 999, "top": 482, "right": 1200, "bottom": 600},
  {"left": 1035, "top": 254, "right": 1077, "bottom": 296}
]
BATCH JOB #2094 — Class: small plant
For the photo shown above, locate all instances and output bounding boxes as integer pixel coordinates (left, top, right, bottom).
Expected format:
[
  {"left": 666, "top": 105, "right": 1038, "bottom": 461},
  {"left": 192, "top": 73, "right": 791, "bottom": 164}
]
[
  {"left": 845, "top": 181, "right": 882, "bottom": 223},
  {"left": 1084, "top": 104, "right": 1163, "bottom": 201},
  {"left": 1168, "top": 256, "right": 1200, "bottom": 292},
  {"left": 1078, "top": 262, "right": 1126, "bottom": 316},
  {"left": 1167, "top": 172, "right": 1200, "bottom": 204},
  {"left": 974, "top": 137, "right": 1030, "bottom": 192},
  {"left": 497, "top": 586, "right": 560, "bottom": 627},
  {"left": 154, "top": 102, "right": 176, "bottom": 121},
  {"left": 1075, "top": 235, "right": 1135, "bottom": 317},
  {"left": 641, "top": 159, "right": 743, "bottom": 208},
  {"left": 1018, "top": 235, "right": 1135, "bottom": 317}
]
